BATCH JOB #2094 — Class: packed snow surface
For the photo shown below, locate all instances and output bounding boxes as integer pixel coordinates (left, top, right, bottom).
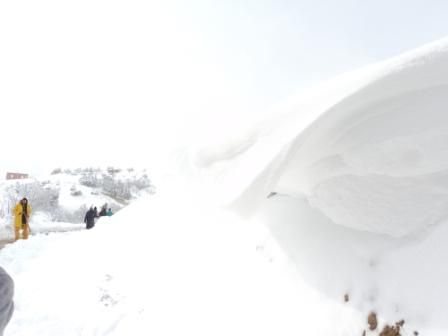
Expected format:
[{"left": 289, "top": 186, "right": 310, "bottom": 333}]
[
  {"left": 3, "top": 38, "right": 448, "bottom": 335},
  {"left": 2, "top": 194, "right": 355, "bottom": 336}
]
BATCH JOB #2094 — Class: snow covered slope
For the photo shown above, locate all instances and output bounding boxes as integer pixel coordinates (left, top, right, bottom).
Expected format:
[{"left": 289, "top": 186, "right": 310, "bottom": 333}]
[
  {"left": 0, "top": 168, "right": 154, "bottom": 239},
  {"left": 0, "top": 191, "right": 370, "bottom": 336}
]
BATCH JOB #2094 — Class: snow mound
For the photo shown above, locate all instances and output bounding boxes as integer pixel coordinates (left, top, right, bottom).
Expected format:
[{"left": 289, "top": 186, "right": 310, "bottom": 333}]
[
  {"left": 176, "top": 37, "right": 448, "bottom": 333},
  {"left": 188, "top": 37, "right": 448, "bottom": 238}
]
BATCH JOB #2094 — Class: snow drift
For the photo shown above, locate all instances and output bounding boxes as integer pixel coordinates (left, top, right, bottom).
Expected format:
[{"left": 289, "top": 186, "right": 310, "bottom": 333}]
[
  {"left": 189, "top": 37, "right": 448, "bottom": 238},
  {"left": 182, "top": 37, "right": 448, "bottom": 333}
]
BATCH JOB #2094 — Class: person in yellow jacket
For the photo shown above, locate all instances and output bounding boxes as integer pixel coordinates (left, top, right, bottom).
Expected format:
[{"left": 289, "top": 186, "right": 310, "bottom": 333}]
[{"left": 14, "top": 197, "right": 32, "bottom": 240}]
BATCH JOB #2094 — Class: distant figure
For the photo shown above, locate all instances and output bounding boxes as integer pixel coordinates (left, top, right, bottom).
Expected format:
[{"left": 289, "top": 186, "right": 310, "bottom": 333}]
[
  {"left": 106, "top": 208, "right": 113, "bottom": 216},
  {"left": 13, "top": 197, "right": 32, "bottom": 240},
  {"left": 99, "top": 207, "right": 107, "bottom": 217},
  {"left": 84, "top": 207, "right": 96, "bottom": 229},
  {"left": 93, "top": 207, "right": 99, "bottom": 218},
  {"left": 99, "top": 203, "right": 107, "bottom": 216},
  {"left": 0, "top": 267, "right": 14, "bottom": 336}
]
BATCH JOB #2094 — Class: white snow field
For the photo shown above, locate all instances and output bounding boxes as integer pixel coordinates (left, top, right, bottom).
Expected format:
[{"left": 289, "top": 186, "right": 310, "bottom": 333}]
[{"left": 2, "top": 38, "right": 448, "bottom": 335}]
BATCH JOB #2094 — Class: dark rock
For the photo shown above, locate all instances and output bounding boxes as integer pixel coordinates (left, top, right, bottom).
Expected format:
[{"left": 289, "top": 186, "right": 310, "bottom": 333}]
[{"left": 368, "top": 312, "right": 378, "bottom": 331}]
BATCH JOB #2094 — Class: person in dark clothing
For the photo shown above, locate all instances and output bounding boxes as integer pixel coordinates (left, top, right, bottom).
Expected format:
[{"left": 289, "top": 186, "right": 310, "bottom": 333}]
[
  {"left": 93, "top": 207, "right": 99, "bottom": 218},
  {"left": 99, "top": 207, "right": 107, "bottom": 217},
  {"left": 84, "top": 207, "right": 96, "bottom": 229},
  {"left": 98, "top": 203, "right": 108, "bottom": 216},
  {"left": 0, "top": 267, "right": 14, "bottom": 336}
]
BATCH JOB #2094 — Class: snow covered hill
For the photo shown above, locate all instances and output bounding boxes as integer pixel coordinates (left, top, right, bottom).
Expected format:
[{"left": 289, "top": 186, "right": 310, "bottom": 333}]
[{"left": 0, "top": 167, "right": 154, "bottom": 240}]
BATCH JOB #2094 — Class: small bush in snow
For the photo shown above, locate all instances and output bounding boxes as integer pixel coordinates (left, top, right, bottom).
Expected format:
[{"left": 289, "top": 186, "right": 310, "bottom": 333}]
[
  {"left": 133, "top": 175, "right": 151, "bottom": 190},
  {"left": 70, "top": 190, "right": 82, "bottom": 196},
  {"left": 4, "top": 182, "right": 60, "bottom": 214},
  {"left": 107, "top": 167, "right": 122, "bottom": 175},
  {"left": 51, "top": 168, "right": 62, "bottom": 175},
  {"left": 79, "top": 174, "right": 101, "bottom": 188},
  {"left": 51, "top": 205, "right": 88, "bottom": 223},
  {"left": 102, "top": 175, "right": 132, "bottom": 200}
]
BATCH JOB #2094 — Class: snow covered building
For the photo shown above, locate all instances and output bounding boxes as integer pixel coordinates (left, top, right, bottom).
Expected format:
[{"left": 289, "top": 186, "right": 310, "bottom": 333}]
[{"left": 6, "top": 172, "right": 29, "bottom": 180}]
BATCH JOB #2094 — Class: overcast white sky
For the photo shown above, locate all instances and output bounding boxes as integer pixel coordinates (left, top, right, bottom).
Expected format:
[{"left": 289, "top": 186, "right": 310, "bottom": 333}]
[{"left": 1, "top": 0, "right": 447, "bottom": 177}]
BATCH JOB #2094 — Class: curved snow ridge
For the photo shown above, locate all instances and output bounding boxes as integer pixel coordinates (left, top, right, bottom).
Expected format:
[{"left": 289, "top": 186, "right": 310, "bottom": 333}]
[
  {"left": 191, "top": 37, "right": 448, "bottom": 237},
  {"left": 271, "top": 38, "right": 448, "bottom": 237}
]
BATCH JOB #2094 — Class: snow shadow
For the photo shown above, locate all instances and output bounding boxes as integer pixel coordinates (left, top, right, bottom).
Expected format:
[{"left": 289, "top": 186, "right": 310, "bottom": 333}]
[{"left": 255, "top": 194, "right": 448, "bottom": 329}]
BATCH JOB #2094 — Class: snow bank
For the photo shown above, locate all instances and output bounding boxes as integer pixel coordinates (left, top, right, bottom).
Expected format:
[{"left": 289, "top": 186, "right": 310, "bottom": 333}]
[
  {"left": 187, "top": 37, "right": 448, "bottom": 238},
  {"left": 181, "top": 37, "right": 448, "bottom": 333}
]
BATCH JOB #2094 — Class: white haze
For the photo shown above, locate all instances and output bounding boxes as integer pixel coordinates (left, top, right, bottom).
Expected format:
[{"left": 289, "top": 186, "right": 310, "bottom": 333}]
[{"left": 2, "top": 1, "right": 448, "bottom": 175}]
